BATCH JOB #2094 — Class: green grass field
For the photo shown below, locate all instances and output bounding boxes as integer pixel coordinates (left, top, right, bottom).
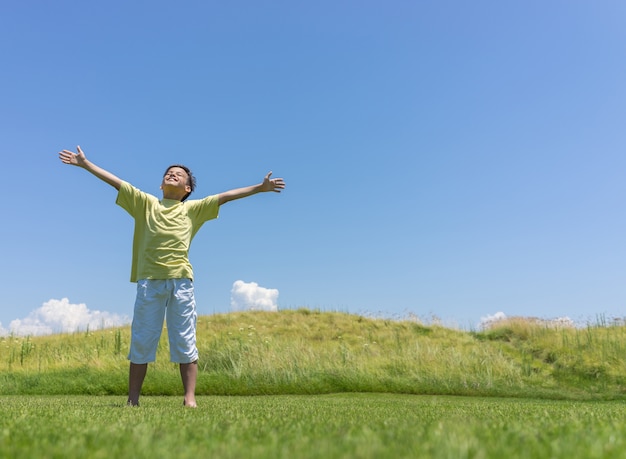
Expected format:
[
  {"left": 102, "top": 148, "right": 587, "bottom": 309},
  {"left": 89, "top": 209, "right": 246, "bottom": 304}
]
[
  {"left": 3, "top": 310, "right": 626, "bottom": 457},
  {"left": 2, "top": 394, "right": 626, "bottom": 459}
]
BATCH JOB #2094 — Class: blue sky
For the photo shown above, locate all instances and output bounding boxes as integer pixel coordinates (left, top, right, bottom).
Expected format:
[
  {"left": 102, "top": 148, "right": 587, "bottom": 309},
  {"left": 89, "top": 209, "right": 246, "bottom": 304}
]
[{"left": 2, "top": 1, "right": 626, "bottom": 334}]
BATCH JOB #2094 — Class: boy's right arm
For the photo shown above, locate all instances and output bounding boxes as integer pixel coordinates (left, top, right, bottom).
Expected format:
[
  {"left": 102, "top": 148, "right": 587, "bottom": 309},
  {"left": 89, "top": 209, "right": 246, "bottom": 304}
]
[{"left": 59, "top": 146, "right": 123, "bottom": 190}]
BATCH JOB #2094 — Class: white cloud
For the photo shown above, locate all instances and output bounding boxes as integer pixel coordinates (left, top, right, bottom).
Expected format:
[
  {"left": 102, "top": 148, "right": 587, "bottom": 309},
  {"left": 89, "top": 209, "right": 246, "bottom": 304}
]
[
  {"left": 0, "top": 298, "right": 130, "bottom": 337},
  {"left": 479, "top": 311, "right": 507, "bottom": 330},
  {"left": 230, "top": 280, "right": 279, "bottom": 312}
]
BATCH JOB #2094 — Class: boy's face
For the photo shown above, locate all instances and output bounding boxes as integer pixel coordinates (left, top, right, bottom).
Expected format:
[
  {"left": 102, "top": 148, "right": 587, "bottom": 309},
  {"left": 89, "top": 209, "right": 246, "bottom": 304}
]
[{"left": 161, "top": 167, "right": 191, "bottom": 195}]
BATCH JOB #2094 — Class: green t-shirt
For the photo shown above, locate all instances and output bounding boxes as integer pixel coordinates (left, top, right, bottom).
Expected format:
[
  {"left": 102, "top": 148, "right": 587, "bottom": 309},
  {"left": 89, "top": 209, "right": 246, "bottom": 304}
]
[{"left": 116, "top": 181, "right": 219, "bottom": 282}]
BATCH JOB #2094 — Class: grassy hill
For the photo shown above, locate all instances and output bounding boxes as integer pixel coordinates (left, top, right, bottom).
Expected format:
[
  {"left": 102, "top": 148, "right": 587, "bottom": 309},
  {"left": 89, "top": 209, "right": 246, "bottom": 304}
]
[{"left": 1, "top": 309, "right": 626, "bottom": 399}]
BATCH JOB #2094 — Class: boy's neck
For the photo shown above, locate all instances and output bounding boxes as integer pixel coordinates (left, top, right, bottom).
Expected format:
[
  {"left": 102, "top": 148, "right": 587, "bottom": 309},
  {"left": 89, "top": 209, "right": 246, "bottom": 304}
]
[{"left": 162, "top": 190, "right": 184, "bottom": 201}]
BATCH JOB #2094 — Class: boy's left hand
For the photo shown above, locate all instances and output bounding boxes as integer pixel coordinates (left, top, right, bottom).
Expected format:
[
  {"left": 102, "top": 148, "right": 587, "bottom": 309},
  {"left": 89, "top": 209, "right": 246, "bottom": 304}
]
[{"left": 262, "top": 172, "right": 285, "bottom": 193}]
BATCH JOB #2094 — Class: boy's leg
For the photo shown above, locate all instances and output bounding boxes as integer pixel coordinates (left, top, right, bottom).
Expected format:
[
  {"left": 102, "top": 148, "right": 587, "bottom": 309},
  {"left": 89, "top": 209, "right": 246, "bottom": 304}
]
[
  {"left": 180, "top": 361, "right": 198, "bottom": 407},
  {"left": 127, "top": 279, "right": 167, "bottom": 406},
  {"left": 127, "top": 362, "right": 148, "bottom": 406},
  {"left": 166, "top": 279, "right": 199, "bottom": 407}
]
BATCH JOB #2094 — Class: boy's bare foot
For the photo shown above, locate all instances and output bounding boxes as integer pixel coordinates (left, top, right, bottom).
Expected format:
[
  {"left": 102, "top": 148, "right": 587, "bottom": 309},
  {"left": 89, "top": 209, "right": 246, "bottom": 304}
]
[{"left": 183, "top": 399, "right": 197, "bottom": 408}]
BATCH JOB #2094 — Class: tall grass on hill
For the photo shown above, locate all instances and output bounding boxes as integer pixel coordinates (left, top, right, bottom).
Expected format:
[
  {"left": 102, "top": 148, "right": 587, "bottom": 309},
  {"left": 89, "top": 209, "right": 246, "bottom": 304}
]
[
  {"left": 476, "top": 315, "right": 626, "bottom": 392},
  {"left": 1, "top": 310, "right": 626, "bottom": 399},
  {"left": 195, "top": 310, "right": 525, "bottom": 396}
]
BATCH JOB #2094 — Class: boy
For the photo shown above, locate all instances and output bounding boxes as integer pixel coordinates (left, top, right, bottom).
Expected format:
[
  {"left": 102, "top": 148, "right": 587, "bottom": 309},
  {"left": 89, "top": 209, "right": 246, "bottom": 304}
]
[{"left": 58, "top": 146, "right": 285, "bottom": 407}]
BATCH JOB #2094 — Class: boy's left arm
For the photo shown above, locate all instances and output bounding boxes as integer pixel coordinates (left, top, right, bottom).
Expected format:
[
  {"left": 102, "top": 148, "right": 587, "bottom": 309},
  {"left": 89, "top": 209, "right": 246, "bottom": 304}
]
[{"left": 218, "top": 172, "right": 285, "bottom": 206}]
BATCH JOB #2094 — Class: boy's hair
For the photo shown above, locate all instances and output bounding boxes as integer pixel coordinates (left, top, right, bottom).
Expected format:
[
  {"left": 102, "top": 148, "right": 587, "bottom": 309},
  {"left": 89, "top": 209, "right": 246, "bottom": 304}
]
[{"left": 164, "top": 164, "right": 196, "bottom": 201}]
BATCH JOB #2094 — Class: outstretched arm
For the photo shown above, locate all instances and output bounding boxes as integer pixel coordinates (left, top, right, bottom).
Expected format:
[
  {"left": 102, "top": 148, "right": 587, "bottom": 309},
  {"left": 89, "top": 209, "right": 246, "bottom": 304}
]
[
  {"left": 218, "top": 172, "right": 285, "bottom": 206},
  {"left": 58, "top": 146, "right": 123, "bottom": 190}
]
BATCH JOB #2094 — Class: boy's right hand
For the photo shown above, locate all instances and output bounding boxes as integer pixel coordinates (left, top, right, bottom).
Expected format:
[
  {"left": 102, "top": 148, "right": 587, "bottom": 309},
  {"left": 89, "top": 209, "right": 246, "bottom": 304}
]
[
  {"left": 59, "top": 146, "right": 87, "bottom": 167},
  {"left": 57, "top": 145, "right": 122, "bottom": 190}
]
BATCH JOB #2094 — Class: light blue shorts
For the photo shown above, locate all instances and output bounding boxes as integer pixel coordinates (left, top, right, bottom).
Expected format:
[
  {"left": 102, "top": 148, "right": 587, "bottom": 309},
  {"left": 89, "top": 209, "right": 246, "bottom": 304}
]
[{"left": 128, "top": 279, "right": 198, "bottom": 364}]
